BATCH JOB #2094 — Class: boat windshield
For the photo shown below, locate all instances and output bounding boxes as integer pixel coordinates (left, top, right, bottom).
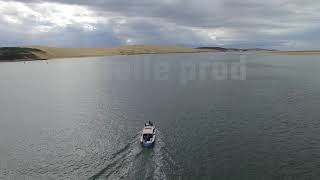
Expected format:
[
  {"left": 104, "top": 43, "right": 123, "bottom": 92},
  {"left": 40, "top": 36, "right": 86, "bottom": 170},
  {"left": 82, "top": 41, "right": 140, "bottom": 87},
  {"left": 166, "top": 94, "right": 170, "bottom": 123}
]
[{"left": 143, "top": 134, "right": 153, "bottom": 141}]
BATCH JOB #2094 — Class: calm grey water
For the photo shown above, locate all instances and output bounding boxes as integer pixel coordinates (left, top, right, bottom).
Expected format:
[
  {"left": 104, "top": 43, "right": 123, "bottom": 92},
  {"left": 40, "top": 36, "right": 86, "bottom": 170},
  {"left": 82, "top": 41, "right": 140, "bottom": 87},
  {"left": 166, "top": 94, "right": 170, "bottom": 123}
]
[{"left": 1, "top": 53, "right": 320, "bottom": 180}]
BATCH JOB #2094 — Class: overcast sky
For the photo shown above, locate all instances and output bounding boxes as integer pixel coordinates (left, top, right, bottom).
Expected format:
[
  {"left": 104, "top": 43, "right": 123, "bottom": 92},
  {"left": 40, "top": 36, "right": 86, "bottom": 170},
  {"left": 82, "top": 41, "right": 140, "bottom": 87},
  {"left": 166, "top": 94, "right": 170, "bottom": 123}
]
[{"left": 1, "top": 0, "right": 320, "bottom": 50}]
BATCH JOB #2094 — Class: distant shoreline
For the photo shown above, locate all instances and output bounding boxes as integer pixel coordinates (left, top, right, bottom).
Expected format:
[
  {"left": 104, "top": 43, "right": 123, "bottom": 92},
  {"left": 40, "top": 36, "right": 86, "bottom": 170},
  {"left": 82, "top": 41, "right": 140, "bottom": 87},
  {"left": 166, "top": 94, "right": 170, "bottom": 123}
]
[
  {"left": 1, "top": 45, "right": 320, "bottom": 62},
  {"left": 264, "top": 51, "right": 320, "bottom": 55},
  {"left": 0, "top": 45, "right": 216, "bottom": 61}
]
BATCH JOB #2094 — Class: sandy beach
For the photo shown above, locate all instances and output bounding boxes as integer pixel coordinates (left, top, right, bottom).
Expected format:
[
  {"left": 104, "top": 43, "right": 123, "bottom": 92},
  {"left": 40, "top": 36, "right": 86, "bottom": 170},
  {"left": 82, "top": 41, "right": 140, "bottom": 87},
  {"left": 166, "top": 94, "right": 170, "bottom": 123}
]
[{"left": 29, "top": 45, "right": 214, "bottom": 60}]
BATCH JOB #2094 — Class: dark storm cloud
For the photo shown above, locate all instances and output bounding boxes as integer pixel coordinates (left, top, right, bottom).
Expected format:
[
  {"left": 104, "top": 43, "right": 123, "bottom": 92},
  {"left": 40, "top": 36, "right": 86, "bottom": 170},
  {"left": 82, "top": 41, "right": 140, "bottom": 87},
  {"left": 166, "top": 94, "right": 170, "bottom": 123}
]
[{"left": 2, "top": 0, "right": 320, "bottom": 49}]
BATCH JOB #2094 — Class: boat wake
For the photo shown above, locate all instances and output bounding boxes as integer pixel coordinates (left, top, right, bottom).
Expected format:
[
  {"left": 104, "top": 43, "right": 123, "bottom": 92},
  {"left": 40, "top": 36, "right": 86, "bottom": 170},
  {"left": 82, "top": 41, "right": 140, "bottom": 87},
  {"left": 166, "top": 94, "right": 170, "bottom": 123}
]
[{"left": 90, "top": 130, "right": 178, "bottom": 180}]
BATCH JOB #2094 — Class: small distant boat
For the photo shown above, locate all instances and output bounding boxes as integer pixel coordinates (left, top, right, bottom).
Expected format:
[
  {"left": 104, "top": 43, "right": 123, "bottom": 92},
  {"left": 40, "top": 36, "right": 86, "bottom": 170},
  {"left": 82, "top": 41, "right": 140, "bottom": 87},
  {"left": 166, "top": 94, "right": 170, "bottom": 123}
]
[{"left": 140, "top": 121, "right": 156, "bottom": 148}]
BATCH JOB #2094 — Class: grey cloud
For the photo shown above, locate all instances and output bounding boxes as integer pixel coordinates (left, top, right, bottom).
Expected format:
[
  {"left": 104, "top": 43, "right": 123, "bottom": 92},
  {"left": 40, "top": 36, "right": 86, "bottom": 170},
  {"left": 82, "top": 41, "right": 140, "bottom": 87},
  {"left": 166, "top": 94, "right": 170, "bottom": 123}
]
[{"left": 3, "top": 0, "right": 320, "bottom": 49}]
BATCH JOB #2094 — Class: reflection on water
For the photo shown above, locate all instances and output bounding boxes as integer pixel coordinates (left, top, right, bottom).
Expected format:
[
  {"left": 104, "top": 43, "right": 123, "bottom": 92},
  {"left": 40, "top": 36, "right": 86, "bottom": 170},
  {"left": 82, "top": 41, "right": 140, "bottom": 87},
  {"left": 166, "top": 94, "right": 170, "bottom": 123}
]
[{"left": 1, "top": 53, "right": 320, "bottom": 180}]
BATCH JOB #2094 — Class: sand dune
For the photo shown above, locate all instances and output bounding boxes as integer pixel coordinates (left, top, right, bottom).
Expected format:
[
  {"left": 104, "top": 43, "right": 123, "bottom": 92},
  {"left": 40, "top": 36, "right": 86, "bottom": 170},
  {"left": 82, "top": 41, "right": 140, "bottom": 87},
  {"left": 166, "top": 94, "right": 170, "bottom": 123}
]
[{"left": 29, "top": 45, "right": 214, "bottom": 59}]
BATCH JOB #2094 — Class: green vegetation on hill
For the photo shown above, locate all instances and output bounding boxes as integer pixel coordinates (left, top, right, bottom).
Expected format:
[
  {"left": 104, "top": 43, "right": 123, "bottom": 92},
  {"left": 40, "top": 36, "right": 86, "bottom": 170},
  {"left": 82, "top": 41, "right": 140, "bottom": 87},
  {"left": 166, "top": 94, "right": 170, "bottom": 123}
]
[{"left": 0, "top": 47, "right": 48, "bottom": 61}]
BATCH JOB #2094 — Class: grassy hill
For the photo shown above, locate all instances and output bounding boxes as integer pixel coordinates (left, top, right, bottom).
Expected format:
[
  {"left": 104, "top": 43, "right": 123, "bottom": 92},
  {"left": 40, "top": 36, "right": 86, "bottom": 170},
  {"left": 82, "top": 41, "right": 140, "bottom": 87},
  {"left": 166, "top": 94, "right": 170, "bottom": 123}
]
[{"left": 0, "top": 47, "right": 48, "bottom": 61}]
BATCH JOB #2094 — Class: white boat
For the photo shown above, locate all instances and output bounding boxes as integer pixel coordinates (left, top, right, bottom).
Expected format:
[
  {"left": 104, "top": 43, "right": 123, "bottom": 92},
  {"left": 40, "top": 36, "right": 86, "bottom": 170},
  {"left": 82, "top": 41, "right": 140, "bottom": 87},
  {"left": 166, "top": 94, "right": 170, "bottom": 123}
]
[{"left": 140, "top": 121, "right": 156, "bottom": 147}]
